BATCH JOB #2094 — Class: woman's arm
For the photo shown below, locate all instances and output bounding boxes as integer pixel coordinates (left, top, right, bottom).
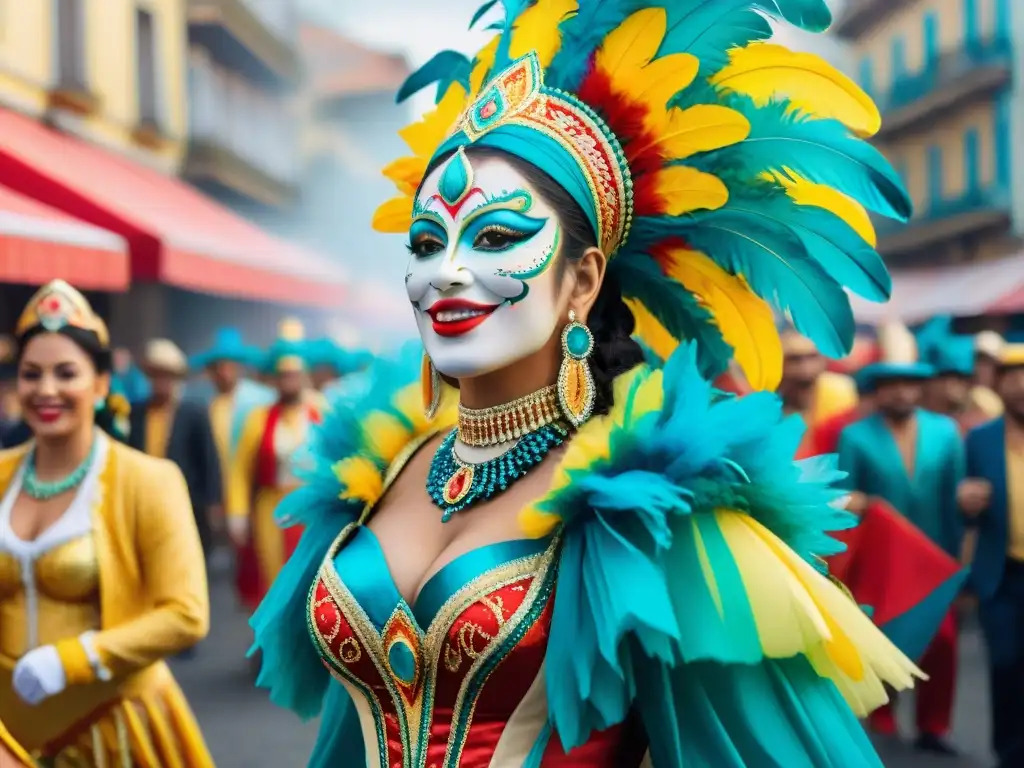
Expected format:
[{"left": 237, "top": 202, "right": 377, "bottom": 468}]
[{"left": 56, "top": 460, "right": 210, "bottom": 682}]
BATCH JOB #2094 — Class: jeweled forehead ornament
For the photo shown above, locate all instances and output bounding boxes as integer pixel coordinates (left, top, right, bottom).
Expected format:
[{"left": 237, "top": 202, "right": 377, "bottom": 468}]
[
  {"left": 441, "top": 52, "right": 634, "bottom": 258},
  {"left": 14, "top": 279, "right": 110, "bottom": 346}
]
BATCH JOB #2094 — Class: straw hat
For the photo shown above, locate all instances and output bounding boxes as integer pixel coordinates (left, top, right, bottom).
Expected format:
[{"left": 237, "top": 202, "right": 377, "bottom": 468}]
[{"left": 142, "top": 339, "right": 188, "bottom": 377}]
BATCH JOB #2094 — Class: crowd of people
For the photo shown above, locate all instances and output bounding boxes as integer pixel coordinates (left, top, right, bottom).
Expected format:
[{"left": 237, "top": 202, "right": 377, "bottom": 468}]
[{"left": 0, "top": 0, "right": 1020, "bottom": 766}]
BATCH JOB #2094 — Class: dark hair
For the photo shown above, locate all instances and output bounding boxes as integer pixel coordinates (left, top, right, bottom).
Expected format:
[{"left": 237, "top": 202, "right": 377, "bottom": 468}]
[
  {"left": 425, "top": 146, "right": 645, "bottom": 415},
  {"left": 15, "top": 325, "right": 127, "bottom": 441}
]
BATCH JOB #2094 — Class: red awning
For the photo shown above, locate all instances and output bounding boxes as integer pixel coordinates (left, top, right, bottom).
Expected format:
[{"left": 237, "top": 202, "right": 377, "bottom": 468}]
[
  {"left": 850, "top": 253, "right": 1024, "bottom": 324},
  {"left": 0, "top": 184, "right": 128, "bottom": 290},
  {"left": 0, "top": 109, "right": 347, "bottom": 307}
]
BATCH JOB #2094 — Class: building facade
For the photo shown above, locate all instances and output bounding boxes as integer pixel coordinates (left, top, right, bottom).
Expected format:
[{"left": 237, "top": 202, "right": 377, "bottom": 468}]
[
  {"left": 836, "top": 0, "right": 1015, "bottom": 267},
  {"left": 0, "top": 0, "right": 188, "bottom": 173},
  {"left": 184, "top": 0, "right": 301, "bottom": 220}
]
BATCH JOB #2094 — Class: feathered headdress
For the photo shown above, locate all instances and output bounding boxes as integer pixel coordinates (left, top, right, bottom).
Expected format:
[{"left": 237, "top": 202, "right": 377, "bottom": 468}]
[{"left": 373, "top": 0, "right": 909, "bottom": 391}]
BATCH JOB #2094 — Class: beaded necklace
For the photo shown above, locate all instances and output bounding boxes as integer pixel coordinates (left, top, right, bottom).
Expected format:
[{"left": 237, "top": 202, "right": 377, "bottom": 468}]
[
  {"left": 22, "top": 441, "right": 97, "bottom": 501},
  {"left": 427, "top": 423, "right": 568, "bottom": 522}
]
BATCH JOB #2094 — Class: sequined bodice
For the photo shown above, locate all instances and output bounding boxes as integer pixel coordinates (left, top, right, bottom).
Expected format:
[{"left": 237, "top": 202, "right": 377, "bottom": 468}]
[{"left": 309, "top": 522, "right": 639, "bottom": 767}]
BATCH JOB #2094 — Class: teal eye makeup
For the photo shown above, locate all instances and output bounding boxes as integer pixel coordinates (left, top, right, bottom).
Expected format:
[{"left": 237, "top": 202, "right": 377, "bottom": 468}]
[
  {"left": 462, "top": 210, "right": 547, "bottom": 253},
  {"left": 408, "top": 218, "right": 448, "bottom": 259}
]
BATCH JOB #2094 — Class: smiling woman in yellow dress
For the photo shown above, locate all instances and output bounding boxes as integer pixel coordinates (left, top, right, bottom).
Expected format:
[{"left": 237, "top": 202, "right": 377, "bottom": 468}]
[{"left": 0, "top": 280, "right": 214, "bottom": 766}]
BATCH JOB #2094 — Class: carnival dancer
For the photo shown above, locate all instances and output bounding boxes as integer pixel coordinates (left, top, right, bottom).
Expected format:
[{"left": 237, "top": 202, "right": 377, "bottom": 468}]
[
  {"left": 129, "top": 339, "right": 222, "bottom": 555},
  {"left": 837, "top": 321, "right": 965, "bottom": 753},
  {"left": 961, "top": 343, "right": 1024, "bottom": 768},
  {"left": 228, "top": 319, "right": 322, "bottom": 613},
  {"left": 189, "top": 326, "right": 275, "bottom": 507},
  {"left": 250, "top": 2, "right": 946, "bottom": 765},
  {"left": 0, "top": 281, "right": 212, "bottom": 766}
]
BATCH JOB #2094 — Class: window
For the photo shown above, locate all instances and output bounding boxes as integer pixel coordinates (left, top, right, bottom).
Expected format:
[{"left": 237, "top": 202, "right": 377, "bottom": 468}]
[
  {"left": 923, "top": 12, "right": 939, "bottom": 70},
  {"left": 963, "top": 128, "right": 979, "bottom": 192},
  {"left": 927, "top": 145, "right": 944, "bottom": 207},
  {"left": 858, "top": 56, "right": 873, "bottom": 95},
  {"left": 135, "top": 8, "right": 159, "bottom": 123},
  {"left": 890, "top": 36, "right": 906, "bottom": 82},
  {"left": 963, "top": 0, "right": 978, "bottom": 47},
  {"left": 55, "top": 0, "right": 87, "bottom": 89}
]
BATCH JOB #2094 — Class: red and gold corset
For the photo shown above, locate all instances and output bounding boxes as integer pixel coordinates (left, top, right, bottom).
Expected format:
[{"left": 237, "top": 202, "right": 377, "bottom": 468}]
[{"left": 307, "top": 523, "right": 647, "bottom": 767}]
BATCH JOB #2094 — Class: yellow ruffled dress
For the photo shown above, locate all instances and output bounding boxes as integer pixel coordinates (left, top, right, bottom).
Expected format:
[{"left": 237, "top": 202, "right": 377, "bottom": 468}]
[{"left": 0, "top": 435, "right": 213, "bottom": 767}]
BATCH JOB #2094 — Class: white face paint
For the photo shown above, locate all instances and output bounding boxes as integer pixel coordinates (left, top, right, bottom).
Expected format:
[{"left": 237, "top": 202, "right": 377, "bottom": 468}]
[{"left": 405, "top": 150, "right": 565, "bottom": 379}]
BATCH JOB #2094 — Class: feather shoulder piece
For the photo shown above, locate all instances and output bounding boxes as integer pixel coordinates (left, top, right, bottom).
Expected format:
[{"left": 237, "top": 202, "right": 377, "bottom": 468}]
[
  {"left": 519, "top": 343, "right": 922, "bottom": 762},
  {"left": 250, "top": 346, "right": 456, "bottom": 719}
]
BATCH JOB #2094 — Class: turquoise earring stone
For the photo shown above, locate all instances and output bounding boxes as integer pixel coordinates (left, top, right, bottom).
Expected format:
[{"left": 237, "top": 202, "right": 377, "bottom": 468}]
[{"left": 566, "top": 324, "right": 593, "bottom": 359}]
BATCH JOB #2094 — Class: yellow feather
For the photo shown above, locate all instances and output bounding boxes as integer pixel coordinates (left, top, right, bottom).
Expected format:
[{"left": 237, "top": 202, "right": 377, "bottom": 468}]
[
  {"left": 710, "top": 43, "right": 881, "bottom": 138},
  {"left": 333, "top": 456, "right": 384, "bottom": 506},
  {"left": 595, "top": 8, "right": 666, "bottom": 81},
  {"left": 624, "top": 297, "right": 677, "bottom": 361},
  {"left": 510, "top": 0, "right": 578, "bottom": 67},
  {"left": 361, "top": 412, "right": 412, "bottom": 465},
  {"left": 773, "top": 170, "right": 877, "bottom": 247},
  {"left": 662, "top": 247, "right": 782, "bottom": 390},
  {"left": 382, "top": 156, "right": 428, "bottom": 196},
  {"left": 652, "top": 165, "right": 729, "bottom": 215},
  {"left": 629, "top": 53, "right": 699, "bottom": 112},
  {"left": 470, "top": 36, "right": 500, "bottom": 98},
  {"left": 643, "top": 105, "right": 750, "bottom": 160},
  {"left": 398, "top": 82, "right": 467, "bottom": 157},
  {"left": 372, "top": 196, "right": 413, "bottom": 233}
]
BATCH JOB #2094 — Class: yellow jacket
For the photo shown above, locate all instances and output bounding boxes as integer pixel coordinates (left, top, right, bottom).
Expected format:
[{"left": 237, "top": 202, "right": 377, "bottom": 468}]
[
  {"left": 812, "top": 371, "right": 859, "bottom": 426},
  {"left": 0, "top": 441, "right": 209, "bottom": 692}
]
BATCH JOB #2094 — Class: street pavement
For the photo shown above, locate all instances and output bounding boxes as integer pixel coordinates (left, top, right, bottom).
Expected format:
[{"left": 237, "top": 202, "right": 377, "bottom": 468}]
[{"left": 174, "top": 575, "right": 995, "bottom": 768}]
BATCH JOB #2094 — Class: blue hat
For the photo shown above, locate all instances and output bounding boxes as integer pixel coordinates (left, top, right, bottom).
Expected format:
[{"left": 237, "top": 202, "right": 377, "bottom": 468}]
[
  {"left": 190, "top": 327, "right": 263, "bottom": 370},
  {"left": 856, "top": 321, "right": 934, "bottom": 393},
  {"left": 262, "top": 318, "right": 309, "bottom": 375},
  {"left": 915, "top": 316, "right": 974, "bottom": 377}
]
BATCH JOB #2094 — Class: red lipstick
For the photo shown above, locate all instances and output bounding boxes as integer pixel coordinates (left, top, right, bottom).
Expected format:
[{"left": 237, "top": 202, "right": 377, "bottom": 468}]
[{"left": 426, "top": 298, "right": 500, "bottom": 337}]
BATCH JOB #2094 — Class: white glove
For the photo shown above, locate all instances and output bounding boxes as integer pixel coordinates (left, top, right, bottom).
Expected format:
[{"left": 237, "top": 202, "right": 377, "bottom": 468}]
[{"left": 13, "top": 644, "right": 67, "bottom": 705}]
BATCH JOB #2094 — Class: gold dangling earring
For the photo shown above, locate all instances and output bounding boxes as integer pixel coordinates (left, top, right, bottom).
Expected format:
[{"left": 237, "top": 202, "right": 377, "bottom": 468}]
[
  {"left": 422, "top": 352, "right": 441, "bottom": 420},
  {"left": 557, "top": 309, "right": 595, "bottom": 428}
]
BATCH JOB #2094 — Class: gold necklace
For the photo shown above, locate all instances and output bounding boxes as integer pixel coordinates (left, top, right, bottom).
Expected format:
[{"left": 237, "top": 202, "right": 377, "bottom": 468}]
[{"left": 457, "top": 385, "right": 561, "bottom": 447}]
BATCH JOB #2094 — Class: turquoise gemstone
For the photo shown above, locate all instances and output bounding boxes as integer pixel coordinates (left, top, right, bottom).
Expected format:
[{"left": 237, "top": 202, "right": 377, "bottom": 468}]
[
  {"left": 438, "top": 149, "right": 472, "bottom": 206},
  {"left": 566, "top": 325, "right": 592, "bottom": 358},
  {"left": 388, "top": 638, "right": 417, "bottom": 684}
]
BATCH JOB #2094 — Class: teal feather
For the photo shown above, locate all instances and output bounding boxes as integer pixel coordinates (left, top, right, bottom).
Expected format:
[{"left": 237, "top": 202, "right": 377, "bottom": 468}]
[
  {"left": 721, "top": 186, "right": 891, "bottom": 302},
  {"left": 396, "top": 50, "right": 472, "bottom": 104},
  {"left": 490, "top": 0, "right": 536, "bottom": 74},
  {"left": 547, "top": 0, "right": 648, "bottom": 90},
  {"left": 693, "top": 100, "right": 912, "bottom": 222},
  {"left": 611, "top": 255, "right": 732, "bottom": 379},
  {"left": 660, "top": 2, "right": 773, "bottom": 74},
  {"left": 631, "top": 209, "right": 855, "bottom": 357},
  {"left": 469, "top": 0, "right": 500, "bottom": 28}
]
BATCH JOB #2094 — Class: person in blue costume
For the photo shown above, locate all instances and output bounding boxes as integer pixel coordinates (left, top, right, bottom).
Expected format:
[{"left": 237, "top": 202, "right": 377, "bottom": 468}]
[
  {"left": 249, "top": 2, "right": 948, "bottom": 765},
  {"left": 837, "top": 320, "right": 965, "bottom": 753},
  {"left": 189, "top": 327, "right": 275, "bottom": 498},
  {"left": 917, "top": 315, "right": 993, "bottom": 434},
  {"left": 304, "top": 338, "right": 372, "bottom": 398}
]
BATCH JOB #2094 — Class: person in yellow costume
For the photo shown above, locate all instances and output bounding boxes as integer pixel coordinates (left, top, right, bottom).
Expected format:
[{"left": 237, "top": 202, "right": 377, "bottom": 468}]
[
  {"left": 0, "top": 281, "right": 213, "bottom": 767},
  {"left": 228, "top": 319, "right": 322, "bottom": 613}
]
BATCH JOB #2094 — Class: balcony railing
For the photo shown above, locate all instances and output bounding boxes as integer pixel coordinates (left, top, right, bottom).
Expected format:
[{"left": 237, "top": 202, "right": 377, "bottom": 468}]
[
  {"left": 188, "top": 52, "right": 298, "bottom": 184},
  {"left": 872, "top": 38, "right": 1007, "bottom": 128}
]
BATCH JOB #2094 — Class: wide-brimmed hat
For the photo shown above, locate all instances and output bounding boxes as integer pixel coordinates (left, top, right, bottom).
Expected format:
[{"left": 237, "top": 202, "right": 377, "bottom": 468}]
[
  {"left": 190, "top": 327, "right": 263, "bottom": 371},
  {"left": 857, "top": 321, "right": 933, "bottom": 392}
]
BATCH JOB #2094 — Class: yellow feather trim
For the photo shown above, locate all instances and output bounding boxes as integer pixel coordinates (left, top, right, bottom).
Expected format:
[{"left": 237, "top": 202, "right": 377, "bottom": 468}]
[
  {"left": 662, "top": 248, "right": 782, "bottom": 390},
  {"left": 773, "top": 170, "right": 877, "bottom": 247},
  {"left": 595, "top": 8, "right": 666, "bottom": 81},
  {"left": 642, "top": 104, "right": 750, "bottom": 160},
  {"left": 470, "top": 36, "right": 500, "bottom": 98},
  {"left": 333, "top": 456, "right": 385, "bottom": 506},
  {"left": 382, "top": 156, "right": 428, "bottom": 196},
  {"left": 372, "top": 196, "right": 414, "bottom": 233},
  {"left": 398, "top": 82, "right": 467, "bottom": 157},
  {"left": 711, "top": 42, "right": 881, "bottom": 138},
  {"left": 716, "top": 510, "right": 921, "bottom": 715},
  {"left": 520, "top": 367, "right": 661, "bottom": 537},
  {"left": 361, "top": 411, "right": 413, "bottom": 465},
  {"left": 629, "top": 53, "right": 699, "bottom": 113},
  {"left": 624, "top": 297, "right": 677, "bottom": 361},
  {"left": 652, "top": 165, "right": 729, "bottom": 216},
  {"left": 510, "top": 0, "right": 578, "bottom": 68}
]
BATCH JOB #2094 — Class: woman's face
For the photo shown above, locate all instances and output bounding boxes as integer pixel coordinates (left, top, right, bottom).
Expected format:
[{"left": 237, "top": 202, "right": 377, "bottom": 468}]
[
  {"left": 17, "top": 333, "right": 108, "bottom": 440},
  {"left": 406, "top": 152, "right": 568, "bottom": 379}
]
